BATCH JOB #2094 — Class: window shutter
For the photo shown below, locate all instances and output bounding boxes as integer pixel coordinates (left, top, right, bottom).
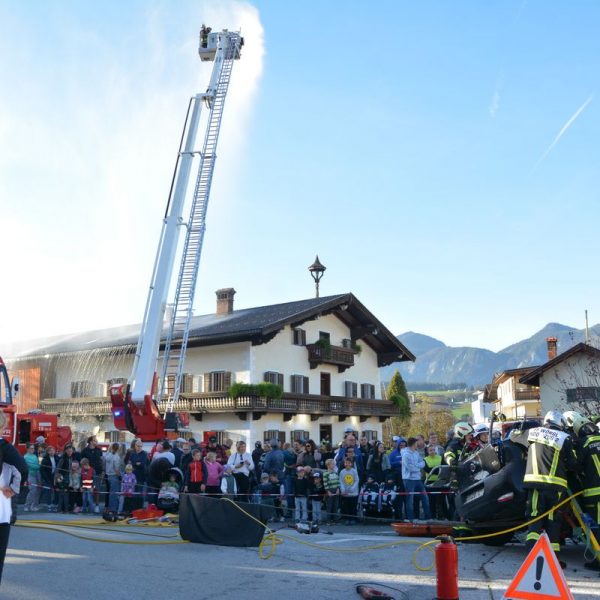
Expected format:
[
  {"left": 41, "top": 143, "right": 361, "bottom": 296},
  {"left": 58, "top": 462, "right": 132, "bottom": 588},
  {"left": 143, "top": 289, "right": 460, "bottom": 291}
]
[
  {"left": 224, "top": 372, "right": 232, "bottom": 391},
  {"left": 303, "top": 376, "right": 309, "bottom": 394},
  {"left": 203, "top": 373, "right": 210, "bottom": 393},
  {"left": 344, "top": 381, "right": 352, "bottom": 397}
]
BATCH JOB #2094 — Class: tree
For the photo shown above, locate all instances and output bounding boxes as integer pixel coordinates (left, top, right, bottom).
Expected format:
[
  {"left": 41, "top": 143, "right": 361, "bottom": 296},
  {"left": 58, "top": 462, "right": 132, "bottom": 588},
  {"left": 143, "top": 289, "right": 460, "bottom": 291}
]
[
  {"left": 387, "top": 370, "right": 411, "bottom": 419},
  {"left": 407, "top": 394, "right": 455, "bottom": 440}
]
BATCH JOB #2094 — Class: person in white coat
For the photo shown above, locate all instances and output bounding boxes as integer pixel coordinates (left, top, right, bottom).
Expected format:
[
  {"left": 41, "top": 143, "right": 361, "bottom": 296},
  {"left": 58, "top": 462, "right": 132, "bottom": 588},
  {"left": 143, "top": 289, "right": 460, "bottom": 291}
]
[{"left": 226, "top": 441, "right": 254, "bottom": 501}]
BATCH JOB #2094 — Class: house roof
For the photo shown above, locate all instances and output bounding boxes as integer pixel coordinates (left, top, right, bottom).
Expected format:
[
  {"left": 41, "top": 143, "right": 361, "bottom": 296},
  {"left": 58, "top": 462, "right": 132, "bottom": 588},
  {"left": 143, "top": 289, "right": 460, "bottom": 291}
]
[
  {"left": 492, "top": 367, "right": 538, "bottom": 386},
  {"left": 6, "top": 293, "right": 415, "bottom": 368},
  {"left": 519, "top": 343, "right": 600, "bottom": 387}
]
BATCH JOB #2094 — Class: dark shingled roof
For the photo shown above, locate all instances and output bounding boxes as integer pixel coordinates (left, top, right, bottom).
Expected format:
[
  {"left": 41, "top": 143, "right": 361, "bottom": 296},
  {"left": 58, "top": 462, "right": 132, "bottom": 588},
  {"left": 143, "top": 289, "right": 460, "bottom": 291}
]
[{"left": 7, "top": 293, "right": 415, "bottom": 367}]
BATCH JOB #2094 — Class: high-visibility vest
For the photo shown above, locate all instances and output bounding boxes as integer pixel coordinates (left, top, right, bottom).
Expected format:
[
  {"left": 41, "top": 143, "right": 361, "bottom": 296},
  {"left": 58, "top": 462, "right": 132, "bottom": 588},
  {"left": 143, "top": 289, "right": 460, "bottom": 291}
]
[
  {"left": 579, "top": 433, "right": 600, "bottom": 497},
  {"left": 424, "top": 455, "right": 442, "bottom": 481},
  {"left": 523, "top": 426, "right": 574, "bottom": 490}
]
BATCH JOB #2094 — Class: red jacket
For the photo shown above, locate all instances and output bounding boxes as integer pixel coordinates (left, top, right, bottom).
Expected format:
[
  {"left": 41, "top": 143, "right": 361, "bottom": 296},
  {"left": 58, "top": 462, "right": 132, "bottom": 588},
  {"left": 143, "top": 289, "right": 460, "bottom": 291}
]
[
  {"left": 81, "top": 466, "right": 95, "bottom": 490},
  {"left": 186, "top": 461, "right": 206, "bottom": 485}
]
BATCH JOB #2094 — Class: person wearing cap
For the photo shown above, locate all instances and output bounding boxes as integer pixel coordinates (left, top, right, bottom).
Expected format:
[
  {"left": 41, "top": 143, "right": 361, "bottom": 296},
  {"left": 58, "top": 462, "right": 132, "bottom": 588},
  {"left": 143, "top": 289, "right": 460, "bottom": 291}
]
[
  {"left": 252, "top": 441, "right": 264, "bottom": 480},
  {"left": 335, "top": 433, "right": 362, "bottom": 471},
  {"left": 202, "top": 435, "right": 227, "bottom": 465}
]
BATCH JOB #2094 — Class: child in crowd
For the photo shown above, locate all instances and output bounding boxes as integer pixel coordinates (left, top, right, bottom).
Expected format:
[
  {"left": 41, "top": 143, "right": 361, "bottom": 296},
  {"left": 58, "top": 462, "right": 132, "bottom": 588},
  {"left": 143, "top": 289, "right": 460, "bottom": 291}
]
[
  {"left": 158, "top": 472, "right": 180, "bottom": 505},
  {"left": 257, "top": 473, "right": 272, "bottom": 509},
  {"left": 120, "top": 464, "right": 137, "bottom": 515},
  {"left": 80, "top": 458, "right": 96, "bottom": 514},
  {"left": 55, "top": 466, "right": 69, "bottom": 513},
  {"left": 339, "top": 457, "right": 359, "bottom": 525},
  {"left": 323, "top": 458, "right": 340, "bottom": 524},
  {"left": 205, "top": 452, "right": 225, "bottom": 497},
  {"left": 381, "top": 476, "right": 400, "bottom": 519},
  {"left": 183, "top": 449, "right": 206, "bottom": 494},
  {"left": 294, "top": 466, "right": 309, "bottom": 523},
  {"left": 220, "top": 465, "right": 238, "bottom": 497},
  {"left": 309, "top": 471, "right": 325, "bottom": 525},
  {"left": 268, "top": 471, "right": 285, "bottom": 522},
  {"left": 359, "top": 474, "right": 381, "bottom": 517},
  {"left": 69, "top": 461, "right": 82, "bottom": 513}
]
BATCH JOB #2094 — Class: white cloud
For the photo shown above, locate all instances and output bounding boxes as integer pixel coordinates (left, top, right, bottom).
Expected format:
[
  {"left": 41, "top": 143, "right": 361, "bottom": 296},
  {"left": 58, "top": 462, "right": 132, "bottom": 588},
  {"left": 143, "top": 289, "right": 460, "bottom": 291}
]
[{"left": 0, "top": 1, "right": 264, "bottom": 345}]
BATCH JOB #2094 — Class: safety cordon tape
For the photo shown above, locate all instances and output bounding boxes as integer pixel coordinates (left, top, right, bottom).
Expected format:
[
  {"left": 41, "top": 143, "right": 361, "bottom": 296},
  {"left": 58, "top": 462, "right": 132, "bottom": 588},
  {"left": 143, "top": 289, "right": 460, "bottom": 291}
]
[{"left": 14, "top": 491, "right": 585, "bottom": 567}]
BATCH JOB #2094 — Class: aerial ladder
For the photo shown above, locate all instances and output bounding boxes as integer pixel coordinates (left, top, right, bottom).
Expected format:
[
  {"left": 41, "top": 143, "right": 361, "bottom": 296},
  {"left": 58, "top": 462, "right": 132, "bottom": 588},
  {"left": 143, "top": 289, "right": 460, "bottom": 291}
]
[{"left": 110, "top": 26, "right": 243, "bottom": 440}]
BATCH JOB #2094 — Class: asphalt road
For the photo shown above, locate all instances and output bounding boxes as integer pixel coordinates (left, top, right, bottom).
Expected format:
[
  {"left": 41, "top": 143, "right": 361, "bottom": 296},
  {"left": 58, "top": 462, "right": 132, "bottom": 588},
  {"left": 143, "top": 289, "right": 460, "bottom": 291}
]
[{"left": 2, "top": 515, "right": 600, "bottom": 599}]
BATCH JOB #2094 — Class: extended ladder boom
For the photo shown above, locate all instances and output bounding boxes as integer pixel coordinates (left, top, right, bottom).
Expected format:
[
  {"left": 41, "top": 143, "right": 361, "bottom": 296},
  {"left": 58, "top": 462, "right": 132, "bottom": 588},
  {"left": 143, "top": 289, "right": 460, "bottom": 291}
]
[{"left": 110, "top": 27, "right": 243, "bottom": 439}]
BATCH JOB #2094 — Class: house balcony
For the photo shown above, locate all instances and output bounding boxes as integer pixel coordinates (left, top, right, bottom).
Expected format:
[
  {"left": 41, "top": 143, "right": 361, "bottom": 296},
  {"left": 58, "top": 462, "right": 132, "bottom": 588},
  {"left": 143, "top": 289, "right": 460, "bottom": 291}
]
[
  {"left": 514, "top": 389, "right": 540, "bottom": 401},
  {"left": 40, "top": 392, "right": 398, "bottom": 423},
  {"left": 306, "top": 343, "right": 355, "bottom": 373}
]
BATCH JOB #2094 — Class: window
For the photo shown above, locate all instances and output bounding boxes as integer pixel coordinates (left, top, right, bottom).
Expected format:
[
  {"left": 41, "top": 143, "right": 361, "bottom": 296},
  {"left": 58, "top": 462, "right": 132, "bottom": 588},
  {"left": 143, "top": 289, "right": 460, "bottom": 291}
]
[
  {"left": 293, "top": 328, "right": 306, "bottom": 346},
  {"left": 291, "top": 374, "right": 309, "bottom": 394},
  {"left": 292, "top": 430, "right": 310, "bottom": 442},
  {"left": 362, "top": 430, "right": 378, "bottom": 442},
  {"left": 319, "top": 331, "right": 330, "bottom": 341},
  {"left": 344, "top": 381, "right": 358, "bottom": 398},
  {"left": 203, "top": 371, "right": 232, "bottom": 393},
  {"left": 360, "top": 383, "right": 375, "bottom": 399},
  {"left": 264, "top": 430, "right": 286, "bottom": 445},
  {"left": 264, "top": 371, "right": 284, "bottom": 386},
  {"left": 566, "top": 387, "right": 600, "bottom": 403},
  {"left": 342, "top": 338, "right": 352, "bottom": 349}
]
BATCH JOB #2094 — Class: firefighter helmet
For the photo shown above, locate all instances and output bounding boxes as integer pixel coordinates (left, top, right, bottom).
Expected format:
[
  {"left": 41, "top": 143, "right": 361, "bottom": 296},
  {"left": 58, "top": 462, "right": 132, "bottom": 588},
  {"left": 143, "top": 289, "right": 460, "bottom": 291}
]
[
  {"left": 544, "top": 410, "right": 567, "bottom": 430},
  {"left": 473, "top": 423, "right": 489, "bottom": 438},
  {"left": 563, "top": 410, "right": 591, "bottom": 436},
  {"left": 454, "top": 422, "right": 474, "bottom": 440}
]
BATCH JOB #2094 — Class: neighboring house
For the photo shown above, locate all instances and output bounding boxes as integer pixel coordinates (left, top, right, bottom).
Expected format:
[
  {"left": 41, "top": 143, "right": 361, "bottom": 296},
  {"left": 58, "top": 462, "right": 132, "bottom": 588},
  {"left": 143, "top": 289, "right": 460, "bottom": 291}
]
[
  {"left": 6, "top": 290, "right": 415, "bottom": 445},
  {"left": 520, "top": 341, "right": 600, "bottom": 416},
  {"left": 471, "top": 389, "right": 493, "bottom": 423},
  {"left": 485, "top": 368, "right": 541, "bottom": 419}
]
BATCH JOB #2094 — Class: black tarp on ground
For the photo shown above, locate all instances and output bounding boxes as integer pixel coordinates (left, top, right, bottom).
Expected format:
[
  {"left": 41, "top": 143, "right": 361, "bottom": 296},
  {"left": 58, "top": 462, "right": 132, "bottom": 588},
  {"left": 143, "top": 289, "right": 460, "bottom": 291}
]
[{"left": 179, "top": 494, "right": 273, "bottom": 547}]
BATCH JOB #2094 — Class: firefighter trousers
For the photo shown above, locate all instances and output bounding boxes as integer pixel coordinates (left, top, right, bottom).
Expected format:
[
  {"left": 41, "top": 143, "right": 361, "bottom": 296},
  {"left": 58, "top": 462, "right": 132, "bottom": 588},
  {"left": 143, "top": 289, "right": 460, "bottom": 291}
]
[{"left": 525, "top": 488, "right": 563, "bottom": 553}]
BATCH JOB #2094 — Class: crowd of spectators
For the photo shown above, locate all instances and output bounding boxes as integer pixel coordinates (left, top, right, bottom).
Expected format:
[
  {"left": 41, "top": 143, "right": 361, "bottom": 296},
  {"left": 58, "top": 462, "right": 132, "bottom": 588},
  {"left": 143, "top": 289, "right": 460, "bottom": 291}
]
[{"left": 21, "top": 426, "right": 480, "bottom": 524}]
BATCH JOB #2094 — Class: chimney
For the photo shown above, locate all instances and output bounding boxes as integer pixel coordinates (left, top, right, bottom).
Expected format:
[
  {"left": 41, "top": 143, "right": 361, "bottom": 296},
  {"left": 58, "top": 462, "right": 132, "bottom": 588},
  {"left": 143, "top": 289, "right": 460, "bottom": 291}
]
[
  {"left": 216, "top": 288, "right": 236, "bottom": 315},
  {"left": 546, "top": 337, "right": 558, "bottom": 361}
]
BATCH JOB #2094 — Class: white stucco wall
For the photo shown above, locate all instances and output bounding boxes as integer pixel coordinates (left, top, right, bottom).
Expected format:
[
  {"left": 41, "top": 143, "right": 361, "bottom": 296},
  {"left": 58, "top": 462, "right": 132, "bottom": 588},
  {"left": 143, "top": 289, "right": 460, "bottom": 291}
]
[
  {"left": 539, "top": 351, "right": 600, "bottom": 414},
  {"left": 251, "top": 315, "right": 381, "bottom": 397}
]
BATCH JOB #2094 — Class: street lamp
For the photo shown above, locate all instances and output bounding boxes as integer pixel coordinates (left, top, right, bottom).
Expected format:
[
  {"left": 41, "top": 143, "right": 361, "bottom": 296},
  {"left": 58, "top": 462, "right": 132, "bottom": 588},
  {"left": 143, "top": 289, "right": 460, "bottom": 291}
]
[{"left": 308, "top": 255, "right": 326, "bottom": 298}]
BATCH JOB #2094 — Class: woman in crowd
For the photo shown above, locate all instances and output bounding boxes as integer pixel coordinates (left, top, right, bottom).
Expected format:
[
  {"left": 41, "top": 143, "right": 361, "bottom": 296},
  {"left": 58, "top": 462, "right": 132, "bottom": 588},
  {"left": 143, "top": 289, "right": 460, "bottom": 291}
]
[{"left": 366, "top": 442, "right": 391, "bottom": 483}]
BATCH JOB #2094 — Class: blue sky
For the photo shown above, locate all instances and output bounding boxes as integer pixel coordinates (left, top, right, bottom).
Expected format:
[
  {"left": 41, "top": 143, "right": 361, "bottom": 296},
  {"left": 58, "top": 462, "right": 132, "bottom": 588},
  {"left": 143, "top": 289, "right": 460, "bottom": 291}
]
[{"left": 1, "top": 1, "right": 599, "bottom": 352}]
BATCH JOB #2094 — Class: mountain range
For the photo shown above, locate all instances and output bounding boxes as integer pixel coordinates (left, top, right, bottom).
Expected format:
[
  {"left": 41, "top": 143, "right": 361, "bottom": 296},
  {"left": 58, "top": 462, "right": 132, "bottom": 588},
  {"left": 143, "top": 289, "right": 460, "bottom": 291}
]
[{"left": 381, "top": 323, "right": 600, "bottom": 387}]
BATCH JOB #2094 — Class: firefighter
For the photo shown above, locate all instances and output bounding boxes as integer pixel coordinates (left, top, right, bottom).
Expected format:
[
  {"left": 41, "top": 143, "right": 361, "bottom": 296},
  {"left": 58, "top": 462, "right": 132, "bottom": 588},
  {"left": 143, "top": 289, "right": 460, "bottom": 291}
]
[
  {"left": 523, "top": 410, "right": 577, "bottom": 563},
  {"left": 444, "top": 422, "right": 474, "bottom": 467},
  {"left": 569, "top": 412, "right": 600, "bottom": 570},
  {"left": 469, "top": 423, "right": 489, "bottom": 453}
]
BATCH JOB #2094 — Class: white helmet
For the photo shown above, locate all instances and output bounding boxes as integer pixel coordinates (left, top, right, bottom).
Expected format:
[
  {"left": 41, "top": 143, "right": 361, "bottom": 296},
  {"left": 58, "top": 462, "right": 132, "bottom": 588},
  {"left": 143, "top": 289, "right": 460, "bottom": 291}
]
[
  {"left": 454, "top": 422, "right": 474, "bottom": 440},
  {"left": 544, "top": 410, "right": 567, "bottom": 430},
  {"left": 474, "top": 423, "right": 489, "bottom": 438},
  {"left": 563, "top": 411, "right": 592, "bottom": 436}
]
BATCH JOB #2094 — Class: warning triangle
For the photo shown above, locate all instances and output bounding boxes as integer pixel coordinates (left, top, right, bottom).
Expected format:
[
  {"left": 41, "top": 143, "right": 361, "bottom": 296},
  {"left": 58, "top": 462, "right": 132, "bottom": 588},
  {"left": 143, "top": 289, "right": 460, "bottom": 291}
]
[{"left": 503, "top": 532, "right": 574, "bottom": 599}]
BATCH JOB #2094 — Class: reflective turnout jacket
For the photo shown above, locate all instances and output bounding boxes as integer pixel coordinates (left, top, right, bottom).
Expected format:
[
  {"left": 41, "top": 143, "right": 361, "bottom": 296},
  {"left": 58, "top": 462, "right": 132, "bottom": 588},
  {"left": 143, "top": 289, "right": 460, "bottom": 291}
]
[
  {"left": 524, "top": 426, "right": 576, "bottom": 490},
  {"left": 578, "top": 432, "right": 600, "bottom": 497}
]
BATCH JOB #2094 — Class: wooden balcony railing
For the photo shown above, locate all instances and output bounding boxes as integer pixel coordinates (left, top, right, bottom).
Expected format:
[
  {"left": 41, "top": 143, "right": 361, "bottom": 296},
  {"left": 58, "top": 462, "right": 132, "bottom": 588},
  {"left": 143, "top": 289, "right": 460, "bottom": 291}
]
[
  {"left": 514, "top": 389, "right": 540, "bottom": 401},
  {"left": 41, "top": 392, "right": 398, "bottom": 418},
  {"left": 306, "top": 344, "right": 355, "bottom": 372}
]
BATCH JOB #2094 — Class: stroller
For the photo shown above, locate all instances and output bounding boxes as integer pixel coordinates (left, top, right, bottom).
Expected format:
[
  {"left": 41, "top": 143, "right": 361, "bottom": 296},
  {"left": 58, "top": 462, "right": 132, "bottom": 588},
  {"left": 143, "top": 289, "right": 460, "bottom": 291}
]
[{"left": 156, "top": 467, "right": 184, "bottom": 513}]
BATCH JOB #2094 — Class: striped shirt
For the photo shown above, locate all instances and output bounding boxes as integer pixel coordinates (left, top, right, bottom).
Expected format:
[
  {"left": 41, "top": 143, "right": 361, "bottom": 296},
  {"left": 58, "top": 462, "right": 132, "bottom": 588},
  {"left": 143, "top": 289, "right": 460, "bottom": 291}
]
[{"left": 323, "top": 470, "right": 340, "bottom": 492}]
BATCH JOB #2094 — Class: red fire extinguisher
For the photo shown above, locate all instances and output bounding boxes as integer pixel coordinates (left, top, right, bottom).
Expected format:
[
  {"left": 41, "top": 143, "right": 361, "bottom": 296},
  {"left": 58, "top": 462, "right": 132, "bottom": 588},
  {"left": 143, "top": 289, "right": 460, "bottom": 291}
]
[{"left": 435, "top": 535, "right": 459, "bottom": 600}]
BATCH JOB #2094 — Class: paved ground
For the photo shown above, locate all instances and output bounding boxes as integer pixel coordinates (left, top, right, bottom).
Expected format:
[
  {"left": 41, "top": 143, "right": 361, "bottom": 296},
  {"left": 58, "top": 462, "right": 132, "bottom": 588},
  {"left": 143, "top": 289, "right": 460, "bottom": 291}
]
[{"left": 2, "top": 513, "right": 600, "bottom": 599}]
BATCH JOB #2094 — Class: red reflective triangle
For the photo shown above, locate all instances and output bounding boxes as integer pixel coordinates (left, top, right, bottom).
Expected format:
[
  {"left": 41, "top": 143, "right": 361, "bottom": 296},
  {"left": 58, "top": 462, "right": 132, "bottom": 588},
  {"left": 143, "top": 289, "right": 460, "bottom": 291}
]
[{"left": 503, "top": 533, "right": 574, "bottom": 600}]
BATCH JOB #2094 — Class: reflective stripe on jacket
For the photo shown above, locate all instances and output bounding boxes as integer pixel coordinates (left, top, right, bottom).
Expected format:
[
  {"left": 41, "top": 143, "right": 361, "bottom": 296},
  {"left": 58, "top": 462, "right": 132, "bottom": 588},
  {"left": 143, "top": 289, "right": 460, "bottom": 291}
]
[
  {"left": 578, "top": 433, "right": 600, "bottom": 497},
  {"left": 524, "top": 426, "right": 575, "bottom": 490}
]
